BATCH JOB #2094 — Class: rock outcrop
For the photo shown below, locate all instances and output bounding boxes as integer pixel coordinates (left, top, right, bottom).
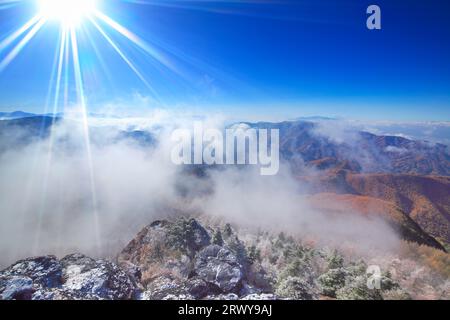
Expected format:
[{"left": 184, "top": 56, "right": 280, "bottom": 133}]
[
  {"left": 194, "top": 245, "right": 243, "bottom": 292},
  {"left": 0, "top": 254, "right": 136, "bottom": 300},
  {"left": 0, "top": 218, "right": 276, "bottom": 300},
  {"left": 2, "top": 217, "right": 448, "bottom": 300},
  {"left": 117, "top": 218, "right": 269, "bottom": 300}
]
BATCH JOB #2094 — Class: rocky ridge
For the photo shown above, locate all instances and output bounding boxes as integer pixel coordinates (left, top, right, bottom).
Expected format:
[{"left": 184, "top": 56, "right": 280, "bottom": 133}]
[
  {"left": 1, "top": 217, "right": 449, "bottom": 300},
  {"left": 0, "top": 254, "right": 136, "bottom": 300}
]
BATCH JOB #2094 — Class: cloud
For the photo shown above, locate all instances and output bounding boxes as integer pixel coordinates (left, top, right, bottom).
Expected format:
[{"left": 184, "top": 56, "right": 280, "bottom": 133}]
[
  {"left": 0, "top": 116, "right": 182, "bottom": 266},
  {"left": 311, "top": 120, "right": 361, "bottom": 145},
  {"left": 310, "top": 118, "right": 450, "bottom": 147},
  {"left": 0, "top": 114, "right": 401, "bottom": 267},
  {"left": 385, "top": 146, "right": 408, "bottom": 154},
  {"left": 190, "top": 166, "right": 400, "bottom": 254}
]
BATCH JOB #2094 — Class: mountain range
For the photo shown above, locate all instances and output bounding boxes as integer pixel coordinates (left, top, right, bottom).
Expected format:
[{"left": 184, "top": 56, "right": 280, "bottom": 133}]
[
  {"left": 0, "top": 111, "right": 37, "bottom": 120},
  {"left": 246, "top": 120, "right": 450, "bottom": 176},
  {"left": 1, "top": 113, "right": 450, "bottom": 300},
  {"left": 1, "top": 113, "right": 449, "bottom": 251}
]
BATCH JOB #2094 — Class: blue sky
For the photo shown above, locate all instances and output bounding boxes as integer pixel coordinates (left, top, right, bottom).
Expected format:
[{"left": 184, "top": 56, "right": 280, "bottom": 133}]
[{"left": 0, "top": 0, "right": 449, "bottom": 120}]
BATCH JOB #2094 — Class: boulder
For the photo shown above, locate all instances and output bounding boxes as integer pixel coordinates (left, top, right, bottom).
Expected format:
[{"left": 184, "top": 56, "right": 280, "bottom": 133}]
[
  {"left": 0, "top": 254, "right": 136, "bottom": 300},
  {"left": 0, "top": 255, "right": 62, "bottom": 288},
  {"left": 0, "top": 276, "right": 34, "bottom": 300},
  {"left": 141, "top": 276, "right": 187, "bottom": 300},
  {"left": 194, "top": 245, "right": 244, "bottom": 293},
  {"left": 59, "top": 254, "right": 136, "bottom": 300}
]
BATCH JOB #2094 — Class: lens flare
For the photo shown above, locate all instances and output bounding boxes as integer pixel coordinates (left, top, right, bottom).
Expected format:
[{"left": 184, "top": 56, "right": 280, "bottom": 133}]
[{"left": 39, "top": 0, "right": 97, "bottom": 27}]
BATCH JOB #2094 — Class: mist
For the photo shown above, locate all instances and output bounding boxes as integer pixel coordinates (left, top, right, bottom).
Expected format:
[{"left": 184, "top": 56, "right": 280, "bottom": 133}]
[
  {"left": 191, "top": 165, "right": 400, "bottom": 254},
  {"left": 0, "top": 115, "right": 401, "bottom": 268}
]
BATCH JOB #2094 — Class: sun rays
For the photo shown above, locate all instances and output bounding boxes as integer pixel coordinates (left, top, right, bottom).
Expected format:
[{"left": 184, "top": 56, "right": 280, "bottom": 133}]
[
  {"left": 0, "top": 0, "right": 159, "bottom": 255},
  {"left": 0, "top": 0, "right": 239, "bottom": 257},
  {"left": 0, "top": 0, "right": 182, "bottom": 107},
  {"left": 0, "top": 0, "right": 257, "bottom": 256}
]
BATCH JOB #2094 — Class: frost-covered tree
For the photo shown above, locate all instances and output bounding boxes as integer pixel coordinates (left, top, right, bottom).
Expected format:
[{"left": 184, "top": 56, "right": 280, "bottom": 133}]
[
  {"left": 336, "top": 275, "right": 383, "bottom": 300},
  {"left": 247, "top": 245, "right": 261, "bottom": 264},
  {"left": 276, "top": 276, "right": 318, "bottom": 300},
  {"left": 326, "top": 250, "right": 344, "bottom": 270},
  {"left": 318, "top": 268, "right": 346, "bottom": 297},
  {"left": 223, "top": 224, "right": 233, "bottom": 238},
  {"left": 212, "top": 230, "right": 224, "bottom": 246}
]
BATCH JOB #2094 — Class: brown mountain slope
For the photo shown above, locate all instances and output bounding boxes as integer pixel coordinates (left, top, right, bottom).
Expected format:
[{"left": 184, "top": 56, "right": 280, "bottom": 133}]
[
  {"left": 249, "top": 120, "right": 450, "bottom": 176},
  {"left": 307, "top": 193, "right": 445, "bottom": 251},
  {"left": 345, "top": 174, "right": 450, "bottom": 247},
  {"left": 301, "top": 172, "right": 450, "bottom": 248}
]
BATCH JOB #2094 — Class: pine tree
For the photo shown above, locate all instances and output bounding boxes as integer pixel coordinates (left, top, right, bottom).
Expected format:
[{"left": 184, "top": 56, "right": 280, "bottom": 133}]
[
  {"left": 223, "top": 223, "right": 233, "bottom": 238},
  {"left": 212, "top": 230, "right": 224, "bottom": 246}
]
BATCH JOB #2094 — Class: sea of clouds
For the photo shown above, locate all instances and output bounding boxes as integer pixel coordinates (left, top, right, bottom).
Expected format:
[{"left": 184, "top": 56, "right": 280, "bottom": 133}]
[{"left": 0, "top": 111, "right": 426, "bottom": 267}]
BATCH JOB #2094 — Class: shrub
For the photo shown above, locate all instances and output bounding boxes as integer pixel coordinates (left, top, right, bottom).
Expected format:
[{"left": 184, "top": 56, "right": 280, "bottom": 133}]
[
  {"left": 212, "top": 230, "right": 224, "bottom": 246},
  {"left": 326, "top": 250, "right": 344, "bottom": 270},
  {"left": 226, "top": 235, "right": 250, "bottom": 268},
  {"left": 275, "top": 276, "right": 318, "bottom": 300},
  {"left": 166, "top": 218, "right": 206, "bottom": 255},
  {"left": 318, "top": 268, "right": 346, "bottom": 297},
  {"left": 336, "top": 275, "right": 383, "bottom": 300},
  {"left": 279, "top": 257, "right": 314, "bottom": 279},
  {"left": 247, "top": 245, "right": 261, "bottom": 264},
  {"left": 167, "top": 219, "right": 191, "bottom": 247},
  {"left": 223, "top": 224, "right": 233, "bottom": 238}
]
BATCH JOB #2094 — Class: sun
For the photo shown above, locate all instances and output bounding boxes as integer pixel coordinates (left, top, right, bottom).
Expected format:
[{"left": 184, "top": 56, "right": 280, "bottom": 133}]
[
  {"left": 38, "top": 0, "right": 98, "bottom": 27},
  {"left": 1, "top": 0, "right": 171, "bottom": 97}
]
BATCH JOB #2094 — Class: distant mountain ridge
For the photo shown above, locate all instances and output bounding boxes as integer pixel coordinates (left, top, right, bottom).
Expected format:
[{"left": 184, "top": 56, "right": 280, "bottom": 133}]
[
  {"left": 246, "top": 121, "right": 450, "bottom": 176},
  {"left": 0, "top": 111, "right": 37, "bottom": 119},
  {"left": 1, "top": 115, "right": 450, "bottom": 258},
  {"left": 1, "top": 115, "right": 449, "bottom": 176},
  {"left": 0, "top": 110, "right": 119, "bottom": 120},
  {"left": 0, "top": 115, "right": 155, "bottom": 151}
]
